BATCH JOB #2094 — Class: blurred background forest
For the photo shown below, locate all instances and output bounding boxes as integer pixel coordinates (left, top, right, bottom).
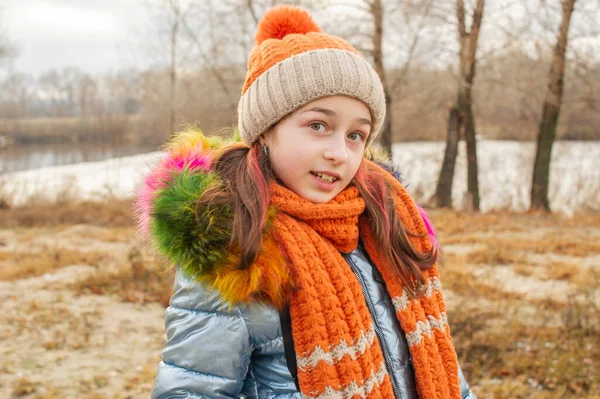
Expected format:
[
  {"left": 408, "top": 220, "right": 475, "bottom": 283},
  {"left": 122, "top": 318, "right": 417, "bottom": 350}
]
[{"left": 0, "top": 0, "right": 598, "bottom": 167}]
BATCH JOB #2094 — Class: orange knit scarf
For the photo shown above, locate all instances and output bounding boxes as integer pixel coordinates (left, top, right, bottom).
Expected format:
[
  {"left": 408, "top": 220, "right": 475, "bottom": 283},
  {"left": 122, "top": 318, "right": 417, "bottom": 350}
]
[{"left": 270, "top": 160, "right": 460, "bottom": 399}]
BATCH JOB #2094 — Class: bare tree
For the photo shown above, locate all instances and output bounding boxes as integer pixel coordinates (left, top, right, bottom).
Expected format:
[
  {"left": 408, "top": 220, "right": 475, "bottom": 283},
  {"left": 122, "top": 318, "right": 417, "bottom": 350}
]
[
  {"left": 435, "top": 0, "right": 485, "bottom": 210},
  {"left": 387, "top": 0, "right": 438, "bottom": 98},
  {"left": 140, "top": 0, "right": 193, "bottom": 139},
  {"left": 161, "top": 0, "right": 192, "bottom": 138},
  {"left": 530, "top": 0, "right": 577, "bottom": 211},
  {"left": 0, "top": 11, "right": 17, "bottom": 68},
  {"left": 0, "top": 73, "right": 34, "bottom": 119},
  {"left": 369, "top": 0, "right": 393, "bottom": 155},
  {"left": 179, "top": 2, "right": 241, "bottom": 114}
]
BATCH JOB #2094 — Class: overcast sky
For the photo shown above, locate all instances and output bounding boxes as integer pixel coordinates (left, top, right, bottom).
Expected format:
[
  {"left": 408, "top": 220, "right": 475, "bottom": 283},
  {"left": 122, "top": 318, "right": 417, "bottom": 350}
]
[
  {"left": 3, "top": 0, "right": 599, "bottom": 77},
  {"left": 3, "top": 0, "right": 149, "bottom": 75}
]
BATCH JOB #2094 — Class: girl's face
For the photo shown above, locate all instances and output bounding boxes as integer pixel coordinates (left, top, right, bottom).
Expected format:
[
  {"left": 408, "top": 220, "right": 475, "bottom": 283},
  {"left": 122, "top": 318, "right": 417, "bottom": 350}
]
[{"left": 262, "top": 95, "right": 372, "bottom": 203}]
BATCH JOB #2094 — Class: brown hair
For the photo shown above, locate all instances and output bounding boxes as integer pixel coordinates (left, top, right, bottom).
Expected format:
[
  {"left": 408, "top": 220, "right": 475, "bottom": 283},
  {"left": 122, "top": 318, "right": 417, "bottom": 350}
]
[{"left": 197, "top": 135, "right": 436, "bottom": 298}]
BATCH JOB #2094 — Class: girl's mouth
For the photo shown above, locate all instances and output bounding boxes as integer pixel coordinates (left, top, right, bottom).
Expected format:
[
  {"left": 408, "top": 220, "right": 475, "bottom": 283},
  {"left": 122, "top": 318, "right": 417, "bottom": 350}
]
[{"left": 310, "top": 171, "right": 339, "bottom": 183}]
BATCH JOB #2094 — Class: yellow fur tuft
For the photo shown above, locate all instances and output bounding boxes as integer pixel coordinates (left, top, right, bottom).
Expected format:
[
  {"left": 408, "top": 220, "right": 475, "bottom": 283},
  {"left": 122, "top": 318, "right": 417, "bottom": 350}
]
[
  {"left": 195, "top": 237, "right": 293, "bottom": 310},
  {"left": 164, "top": 128, "right": 210, "bottom": 154},
  {"left": 367, "top": 144, "right": 392, "bottom": 165}
]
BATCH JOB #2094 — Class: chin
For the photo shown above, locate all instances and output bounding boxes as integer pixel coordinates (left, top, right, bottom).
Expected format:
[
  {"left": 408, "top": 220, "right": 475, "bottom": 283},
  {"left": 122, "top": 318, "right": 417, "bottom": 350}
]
[{"left": 299, "top": 189, "right": 340, "bottom": 204}]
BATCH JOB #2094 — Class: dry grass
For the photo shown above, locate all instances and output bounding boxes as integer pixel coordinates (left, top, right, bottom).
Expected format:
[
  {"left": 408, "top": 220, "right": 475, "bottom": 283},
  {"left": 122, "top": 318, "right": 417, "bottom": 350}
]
[
  {"left": 441, "top": 230, "right": 599, "bottom": 264},
  {"left": 0, "top": 248, "right": 108, "bottom": 281},
  {"left": 2, "top": 203, "right": 599, "bottom": 398},
  {"left": 7, "top": 299, "right": 103, "bottom": 352},
  {"left": 65, "top": 226, "right": 134, "bottom": 243},
  {"left": 512, "top": 263, "right": 536, "bottom": 277},
  {"left": 467, "top": 245, "right": 526, "bottom": 265},
  {"left": 11, "top": 377, "right": 39, "bottom": 397},
  {"left": 432, "top": 209, "right": 600, "bottom": 236},
  {"left": 543, "top": 261, "right": 585, "bottom": 282},
  {"left": 1, "top": 221, "right": 171, "bottom": 307},
  {"left": 0, "top": 199, "right": 135, "bottom": 228},
  {"left": 122, "top": 362, "right": 159, "bottom": 393},
  {"left": 439, "top": 253, "right": 525, "bottom": 301},
  {"left": 31, "top": 385, "right": 63, "bottom": 399},
  {"left": 444, "top": 262, "right": 600, "bottom": 397},
  {"left": 429, "top": 209, "right": 600, "bottom": 398},
  {"left": 515, "top": 238, "right": 600, "bottom": 257},
  {"left": 452, "top": 311, "right": 600, "bottom": 397},
  {"left": 70, "top": 248, "right": 174, "bottom": 307}
]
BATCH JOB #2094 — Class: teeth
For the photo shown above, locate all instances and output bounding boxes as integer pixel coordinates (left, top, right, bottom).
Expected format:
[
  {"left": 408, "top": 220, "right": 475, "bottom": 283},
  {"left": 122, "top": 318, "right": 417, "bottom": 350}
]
[{"left": 315, "top": 172, "right": 336, "bottom": 183}]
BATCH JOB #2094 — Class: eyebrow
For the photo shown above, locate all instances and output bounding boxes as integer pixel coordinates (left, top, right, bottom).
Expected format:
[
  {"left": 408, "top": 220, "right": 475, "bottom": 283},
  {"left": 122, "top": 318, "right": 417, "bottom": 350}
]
[{"left": 302, "top": 107, "right": 372, "bottom": 127}]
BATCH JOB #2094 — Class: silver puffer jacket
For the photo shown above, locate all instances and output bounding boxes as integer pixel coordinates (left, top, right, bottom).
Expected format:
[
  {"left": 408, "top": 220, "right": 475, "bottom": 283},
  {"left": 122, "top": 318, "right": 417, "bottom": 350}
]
[{"left": 151, "top": 243, "right": 477, "bottom": 399}]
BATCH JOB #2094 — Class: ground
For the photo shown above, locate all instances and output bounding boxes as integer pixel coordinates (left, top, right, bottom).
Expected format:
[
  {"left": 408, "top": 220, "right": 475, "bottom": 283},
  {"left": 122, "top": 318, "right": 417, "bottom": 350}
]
[{"left": 0, "top": 201, "right": 598, "bottom": 398}]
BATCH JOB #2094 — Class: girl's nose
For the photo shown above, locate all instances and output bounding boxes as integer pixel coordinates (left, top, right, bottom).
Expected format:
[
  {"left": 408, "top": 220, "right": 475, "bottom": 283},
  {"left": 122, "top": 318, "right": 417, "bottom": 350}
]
[{"left": 323, "top": 135, "right": 348, "bottom": 165}]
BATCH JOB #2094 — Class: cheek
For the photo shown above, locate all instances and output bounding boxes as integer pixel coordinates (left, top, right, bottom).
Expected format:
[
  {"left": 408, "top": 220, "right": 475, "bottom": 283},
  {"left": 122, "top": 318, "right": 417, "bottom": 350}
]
[
  {"left": 270, "top": 143, "right": 309, "bottom": 178},
  {"left": 346, "top": 150, "right": 364, "bottom": 176},
  {"left": 272, "top": 136, "right": 315, "bottom": 161}
]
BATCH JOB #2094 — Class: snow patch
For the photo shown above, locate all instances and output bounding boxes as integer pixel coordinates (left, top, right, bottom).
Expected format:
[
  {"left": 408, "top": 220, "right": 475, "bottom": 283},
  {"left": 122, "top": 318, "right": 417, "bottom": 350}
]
[
  {"left": 2, "top": 140, "right": 598, "bottom": 215},
  {"left": 393, "top": 140, "right": 599, "bottom": 215}
]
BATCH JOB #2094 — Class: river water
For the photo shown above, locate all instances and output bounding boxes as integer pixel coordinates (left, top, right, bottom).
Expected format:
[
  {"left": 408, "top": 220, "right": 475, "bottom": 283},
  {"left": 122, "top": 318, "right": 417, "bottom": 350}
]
[{"left": 0, "top": 142, "right": 160, "bottom": 174}]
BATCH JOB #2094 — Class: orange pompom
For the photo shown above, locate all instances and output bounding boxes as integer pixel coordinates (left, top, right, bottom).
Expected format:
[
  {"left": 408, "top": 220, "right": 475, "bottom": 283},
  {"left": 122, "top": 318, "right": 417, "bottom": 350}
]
[{"left": 255, "top": 5, "right": 321, "bottom": 45}]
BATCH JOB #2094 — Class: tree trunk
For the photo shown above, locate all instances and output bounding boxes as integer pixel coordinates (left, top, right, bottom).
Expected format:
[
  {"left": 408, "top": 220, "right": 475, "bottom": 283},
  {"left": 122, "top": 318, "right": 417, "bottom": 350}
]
[
  {"left": 380, "top": 88, "right": 393, "bottom": 153},
  {"left": 371, "top": 0, "right": 392, "bottom": 156},
  {"left": 436, "top": 0, "right": 484, "bottom": 211},
  {"left": 460, "top": 0, "right": 484, "bottom": 212},
  {"left": 435, "top": 107, "right": 461, "bottom": 207},
  {"left": 531, "top": 0, "right": 576, "bottom": 211},
  {"left": 169, "top": 9, "right": 180, "bottom": 139},
  {"left": 463, "top": 100, "right": 480, "bottom": 210}
]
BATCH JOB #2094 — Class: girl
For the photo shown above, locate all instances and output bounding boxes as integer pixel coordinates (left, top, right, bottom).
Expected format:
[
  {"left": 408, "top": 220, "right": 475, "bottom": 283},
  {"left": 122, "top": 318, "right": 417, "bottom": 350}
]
[{"left": 136, "top": 5, "right": 477, "bottom": 399}]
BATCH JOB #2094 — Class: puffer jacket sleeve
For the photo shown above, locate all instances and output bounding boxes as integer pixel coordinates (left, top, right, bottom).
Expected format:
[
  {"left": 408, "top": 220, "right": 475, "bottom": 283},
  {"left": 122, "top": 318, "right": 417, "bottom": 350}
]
[{"left": 151, "top": 269, "right": 254, "bottom": 399}]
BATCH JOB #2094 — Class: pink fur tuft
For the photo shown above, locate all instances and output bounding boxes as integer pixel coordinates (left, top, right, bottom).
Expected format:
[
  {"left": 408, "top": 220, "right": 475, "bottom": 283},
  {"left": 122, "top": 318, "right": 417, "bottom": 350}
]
[{"left": 134, "top": 148, "right": 212, "bottom": 238}]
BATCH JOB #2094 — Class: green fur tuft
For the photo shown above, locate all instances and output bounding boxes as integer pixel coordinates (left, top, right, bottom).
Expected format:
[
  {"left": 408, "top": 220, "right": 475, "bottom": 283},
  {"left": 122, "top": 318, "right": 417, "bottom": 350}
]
[
  {"left": 151, "top": 168, "right": 234, "bottom": 279},
  {"left": 205, "top": 134, "right": 232, "bottom": 149},
  {"left": 232, "top": 127, "right": 242, "bottom": 143}
]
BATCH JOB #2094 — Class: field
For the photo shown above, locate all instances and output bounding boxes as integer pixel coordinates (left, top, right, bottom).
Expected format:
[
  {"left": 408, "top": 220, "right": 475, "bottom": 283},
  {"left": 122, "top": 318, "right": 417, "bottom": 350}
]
[{"left": 0, "top": 200, "right": 598, "bottom": 398}]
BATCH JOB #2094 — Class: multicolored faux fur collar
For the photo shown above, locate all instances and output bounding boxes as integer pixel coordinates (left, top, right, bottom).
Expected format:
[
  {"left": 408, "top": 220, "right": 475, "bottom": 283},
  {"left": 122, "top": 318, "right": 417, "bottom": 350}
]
[{"left": 134, "top": 129, "right": 437, "bottom": 307}]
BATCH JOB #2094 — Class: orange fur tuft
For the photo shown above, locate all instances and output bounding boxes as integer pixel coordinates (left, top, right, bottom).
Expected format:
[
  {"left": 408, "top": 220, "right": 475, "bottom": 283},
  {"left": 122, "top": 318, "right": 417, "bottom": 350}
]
[
  {"left": 255, "top": 5, "right": 321, "bottom": 45},
  {"left": 197, "top": 236, "right": 293, "bottom": 310}
]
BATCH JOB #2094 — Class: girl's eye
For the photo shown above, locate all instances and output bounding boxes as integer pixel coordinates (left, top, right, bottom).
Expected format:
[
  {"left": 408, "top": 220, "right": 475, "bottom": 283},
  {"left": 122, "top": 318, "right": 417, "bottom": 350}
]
[
  {"left": 309, "top": 122, "right": 326, "bottom": 132},
  {"left": 348, "top": 132, "right": 364, "bottom": 142}
]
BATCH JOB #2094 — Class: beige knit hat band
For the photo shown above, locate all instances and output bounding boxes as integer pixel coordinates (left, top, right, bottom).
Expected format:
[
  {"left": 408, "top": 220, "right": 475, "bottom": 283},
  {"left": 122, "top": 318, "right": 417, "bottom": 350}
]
[{"left": 237, "top": 48, "right": 386, "bottom": 146}]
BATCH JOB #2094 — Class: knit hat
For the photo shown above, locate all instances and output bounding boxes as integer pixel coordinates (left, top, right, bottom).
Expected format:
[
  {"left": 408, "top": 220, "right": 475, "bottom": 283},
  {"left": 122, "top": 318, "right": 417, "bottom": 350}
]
[{"left": 237, "top": 5, "right": 386, "bottom": 146}]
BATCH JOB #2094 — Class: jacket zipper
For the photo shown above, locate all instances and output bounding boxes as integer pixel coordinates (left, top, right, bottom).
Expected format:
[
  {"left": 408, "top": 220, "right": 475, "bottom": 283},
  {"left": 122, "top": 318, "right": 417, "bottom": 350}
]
[{"left": 342, "top": 252, "right": 402, "bottom": 399}]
